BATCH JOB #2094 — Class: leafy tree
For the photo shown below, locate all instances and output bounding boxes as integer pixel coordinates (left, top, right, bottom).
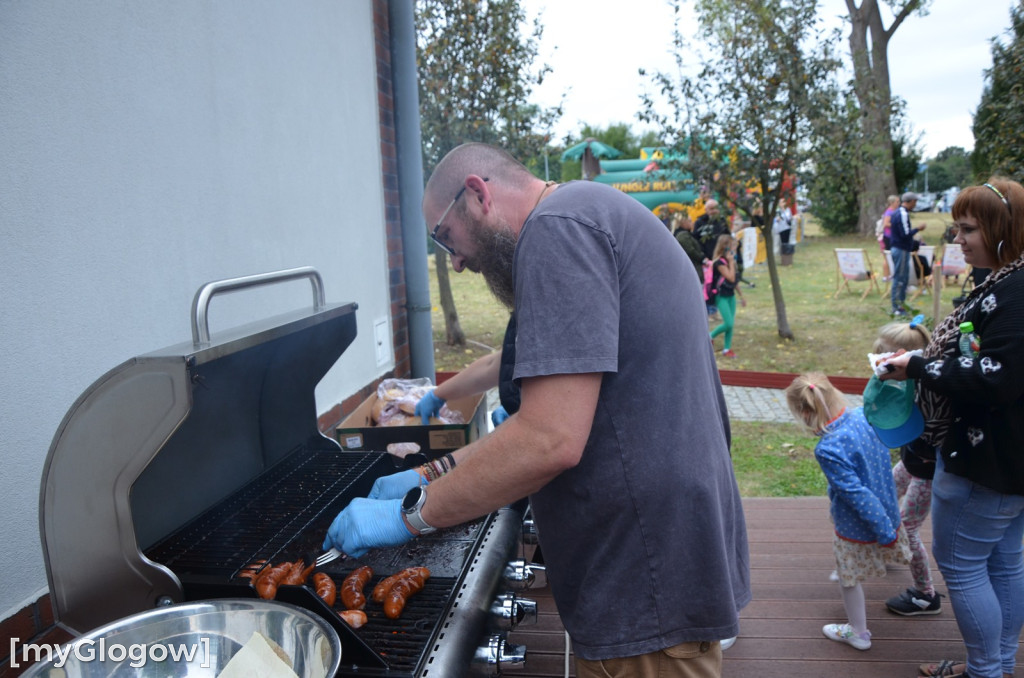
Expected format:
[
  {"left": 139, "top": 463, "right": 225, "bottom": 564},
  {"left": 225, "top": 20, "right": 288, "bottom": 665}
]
[
  {"left": 891, "top": 109, "right": 923, "bottom": 193},
  {"left": 641, "top": 0, "right": 842, "bottom": 340},
  {"left": 416, "top": 0, "right": 561, "bottom": 346},
  {"left": 807, "top": 93, "right": 920, "bottom": 232},
  {"left": 806, "top": 92, "right": 861, "bottom": 235},
  {"left": 844, "top": 0, "right": 931, "bottom": 234},
  {"left": 972, "top": 1, "right": 1024, "bottom": 182},
  {"left": 916, "top": 146, "right": 970, "bottom": 194}
]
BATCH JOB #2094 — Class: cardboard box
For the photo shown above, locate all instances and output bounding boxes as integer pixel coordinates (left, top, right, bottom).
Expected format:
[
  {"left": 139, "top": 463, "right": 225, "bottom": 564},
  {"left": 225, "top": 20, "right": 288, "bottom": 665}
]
[{"left": 336, "top": 393, "right": 487, "bottom": 456}]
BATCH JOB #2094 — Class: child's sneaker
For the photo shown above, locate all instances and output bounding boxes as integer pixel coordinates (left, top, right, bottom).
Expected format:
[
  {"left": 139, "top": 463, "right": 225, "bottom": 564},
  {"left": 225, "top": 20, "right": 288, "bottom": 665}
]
[
  {"left": 886, "top": 587, "right": 943, "bottom": 616},
  {"left": 822, "top": 623, "right": 871, "bottom": 650},
  {"left": 722, "top": 349, "right": 736, "bottom": 358}
]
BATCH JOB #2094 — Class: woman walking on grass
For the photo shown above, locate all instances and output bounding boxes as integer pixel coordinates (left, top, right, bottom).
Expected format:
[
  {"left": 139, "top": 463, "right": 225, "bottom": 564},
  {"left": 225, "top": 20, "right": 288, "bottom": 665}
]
[{"left": 709, "top": 234, "right": 745, "bottom": 358}]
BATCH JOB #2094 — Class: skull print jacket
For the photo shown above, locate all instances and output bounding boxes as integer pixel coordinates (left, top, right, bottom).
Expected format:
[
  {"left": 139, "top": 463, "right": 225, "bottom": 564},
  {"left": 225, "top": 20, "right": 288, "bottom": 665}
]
[{"left": 906, "top": 267, "right": 1024, "bottom": 496}]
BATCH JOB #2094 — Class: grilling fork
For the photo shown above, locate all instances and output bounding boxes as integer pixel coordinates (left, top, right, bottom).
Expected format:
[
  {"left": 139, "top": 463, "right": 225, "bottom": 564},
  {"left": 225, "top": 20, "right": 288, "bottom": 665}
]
[{"left": 315, "top": 547, "right": 345, "bottom": 566}]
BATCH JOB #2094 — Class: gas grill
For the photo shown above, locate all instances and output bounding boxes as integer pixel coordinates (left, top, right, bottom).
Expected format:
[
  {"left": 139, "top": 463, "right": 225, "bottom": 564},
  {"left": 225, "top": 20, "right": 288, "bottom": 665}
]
[{"left": 38, "top": 267, "right": 540, "bottom": 676}]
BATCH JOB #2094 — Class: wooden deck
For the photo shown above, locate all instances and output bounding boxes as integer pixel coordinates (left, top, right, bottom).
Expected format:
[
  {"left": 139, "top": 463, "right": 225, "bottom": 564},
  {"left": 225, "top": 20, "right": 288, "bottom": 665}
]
[{"left": 506, "top": 496, "right": 1020, "bottom": 678}]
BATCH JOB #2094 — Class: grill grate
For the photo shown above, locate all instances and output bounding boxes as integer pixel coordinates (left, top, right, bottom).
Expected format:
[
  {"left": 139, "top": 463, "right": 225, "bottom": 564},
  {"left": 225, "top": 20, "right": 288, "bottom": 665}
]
[
  {"left": 144, "top": 448, "right": 383, "bottom": 575},
  {"left": 315, "top": 571, "right": 458, "bottom": 673},
  {"left": 142, "top": 446, "right": 510, "bottom": 677}
]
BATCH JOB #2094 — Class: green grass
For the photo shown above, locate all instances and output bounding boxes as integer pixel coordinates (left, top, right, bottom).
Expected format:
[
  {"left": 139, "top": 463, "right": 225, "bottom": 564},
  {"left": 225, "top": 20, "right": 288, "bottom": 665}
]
[
  {"left": 730, "top": 421, "right": 827, "bottom": 497},
  {"left": 425, "top": 210, "right": 958, "bottom": 496}
]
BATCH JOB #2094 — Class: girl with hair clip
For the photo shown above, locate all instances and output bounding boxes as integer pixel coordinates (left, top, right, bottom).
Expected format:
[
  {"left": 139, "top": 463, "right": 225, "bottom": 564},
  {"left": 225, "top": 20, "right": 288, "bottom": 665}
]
[
  {"left": 873, "top": 316, "right": 945, "bottom": 618},
  {"left": 880, "top": 178, "right": 1024, "bottom": 678},
  {"left": 785, "top": 373, "right": 910, "bottom": 651}
]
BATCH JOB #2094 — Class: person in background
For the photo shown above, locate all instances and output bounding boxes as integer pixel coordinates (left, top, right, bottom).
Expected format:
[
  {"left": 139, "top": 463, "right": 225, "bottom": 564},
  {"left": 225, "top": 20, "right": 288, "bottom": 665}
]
[
  {"left": 749, "top": 202, "right": 765, "bottom": 234},
  {"left": 326, "top": 142, "right": 751, "bottom": 677},
  {"left": 880, "top": 178, "right": 1024, "bottom": 678},
  {"left": 733, "top": 207, "right": 755, "bottom": 289},
  {"left": 878, "top": 194, "right": 900, "bottom": 280},
  {"left": 889, "top": 192, "right": 927, "bottom": 317},
  {"left": 785, "top": 373, "right": 910, "bottom": 652},
  {"left": 708, "top": 234, "right": 745, "bottom": 358},
  {"left": 912, "top": 237, "right": 933, "bottom": 282},
  {"left": 694, "top": 198, "right": 730, "bottom": 260},
  {"left": 672, "top": 212, "right": 704, "bottom": 281},
  {"left": 773, "top": 205, "right": 793, "bottom": 246},
  {"left": 870, "top": 317, "right": 944, "bottom": 618}
]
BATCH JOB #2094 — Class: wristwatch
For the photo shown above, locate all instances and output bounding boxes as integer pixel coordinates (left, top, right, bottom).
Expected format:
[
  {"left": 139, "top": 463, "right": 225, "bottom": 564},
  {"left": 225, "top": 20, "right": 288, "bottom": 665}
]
[{"left": 401, "top": 485, "right": 437, "bottom": 535}]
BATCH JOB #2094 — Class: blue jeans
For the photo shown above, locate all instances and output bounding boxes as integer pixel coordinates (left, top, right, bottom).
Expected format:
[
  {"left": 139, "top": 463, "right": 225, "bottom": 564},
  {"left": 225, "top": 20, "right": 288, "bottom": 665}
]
[
  {"left": 931, "top": 455, "right": 1024, "bottom": 678},
  {"left": 890, "top": 247, "right": 910, "bottom": 311}
]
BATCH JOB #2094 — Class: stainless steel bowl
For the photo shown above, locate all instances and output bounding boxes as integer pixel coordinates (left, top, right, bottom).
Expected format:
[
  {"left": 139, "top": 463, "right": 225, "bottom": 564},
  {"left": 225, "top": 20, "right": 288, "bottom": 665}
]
[{"left": 21, "top": 598, "right": 341, "bottom": 677}]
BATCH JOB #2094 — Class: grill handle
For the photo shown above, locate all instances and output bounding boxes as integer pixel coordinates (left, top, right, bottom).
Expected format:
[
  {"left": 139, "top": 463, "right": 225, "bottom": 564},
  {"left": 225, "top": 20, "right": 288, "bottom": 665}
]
[{"left": 191, "top": 266, "right": 326, "bottom": 345}]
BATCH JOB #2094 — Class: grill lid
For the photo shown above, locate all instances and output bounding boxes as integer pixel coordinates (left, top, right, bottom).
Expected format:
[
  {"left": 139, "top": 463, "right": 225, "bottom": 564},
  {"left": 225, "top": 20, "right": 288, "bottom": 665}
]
[{"left": 39, "top": 267, "right": 358, "bottom": 633}]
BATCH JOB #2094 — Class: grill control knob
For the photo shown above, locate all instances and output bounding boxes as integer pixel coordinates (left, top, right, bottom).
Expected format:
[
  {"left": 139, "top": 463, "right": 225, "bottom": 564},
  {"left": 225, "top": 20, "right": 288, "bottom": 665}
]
[
  {"left": 490, "top": 593, "right": 538, "bottom": 630},
  {"left": 503, "top": 559, "right": 547, "bottom": 590},
  {"left": 473, "top": 633, "right": 526, "bottom": 674}
]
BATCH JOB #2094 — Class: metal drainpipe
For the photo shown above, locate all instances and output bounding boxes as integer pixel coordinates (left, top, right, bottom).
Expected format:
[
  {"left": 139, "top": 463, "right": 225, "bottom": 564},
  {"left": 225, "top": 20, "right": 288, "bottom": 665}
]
[{"left": 388, "top": 0, "right": 435, "bottom": 380}]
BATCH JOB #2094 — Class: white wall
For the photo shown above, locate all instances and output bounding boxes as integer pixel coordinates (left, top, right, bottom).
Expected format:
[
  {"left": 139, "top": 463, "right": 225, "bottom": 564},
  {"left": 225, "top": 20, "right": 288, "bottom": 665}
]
[{"left": 0, "top": 0, "right": 395, "bottom": 622}]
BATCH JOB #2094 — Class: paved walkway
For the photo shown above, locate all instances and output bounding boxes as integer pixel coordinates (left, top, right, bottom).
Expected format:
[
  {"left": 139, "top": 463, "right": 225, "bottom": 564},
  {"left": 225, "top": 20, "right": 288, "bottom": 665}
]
[
  {"left": 723, "top": 384, "right": 863, "bottom": 423},
  {"left": 488, "top": 384, "right": 863, "bottom": 425}
]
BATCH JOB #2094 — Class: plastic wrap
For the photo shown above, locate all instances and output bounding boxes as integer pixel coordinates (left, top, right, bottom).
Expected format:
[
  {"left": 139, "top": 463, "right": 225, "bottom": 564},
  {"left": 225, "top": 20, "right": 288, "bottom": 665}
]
[{"left": 373, "top": 378, "right": 465, "bottom": 427}]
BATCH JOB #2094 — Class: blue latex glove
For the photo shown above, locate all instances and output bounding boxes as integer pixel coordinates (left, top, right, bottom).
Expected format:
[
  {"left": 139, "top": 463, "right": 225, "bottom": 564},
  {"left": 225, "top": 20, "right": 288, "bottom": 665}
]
[
  {"left": 491, "top": 405, "right": 509, "bottom": 427},
  {"left": 414, "top": 390, "right": 446, "bottom": 425},
  {"left": 322, "top": 498, "right": 412, "bottom": 558},
  {"left": 369, "top": 468, "right": 426, "bottom": 500}
]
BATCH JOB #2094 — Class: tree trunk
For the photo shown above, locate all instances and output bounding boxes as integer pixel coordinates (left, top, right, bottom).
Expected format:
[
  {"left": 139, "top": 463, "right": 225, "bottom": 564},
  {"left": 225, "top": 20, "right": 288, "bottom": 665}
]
[
  {"left": 434, "top": 249, "right": 466, "bottom": 346},
  {"left": 759, "top": 224, "right": 794, "bottom": 341},
  {"left": 845, "top": 0, "right": 920, "bottom": 235}
]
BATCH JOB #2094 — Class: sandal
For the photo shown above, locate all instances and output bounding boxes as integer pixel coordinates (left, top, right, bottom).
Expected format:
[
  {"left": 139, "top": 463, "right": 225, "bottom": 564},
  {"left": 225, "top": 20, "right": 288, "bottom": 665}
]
[{"left": 919, "top": 660, "right": 966, "bottom": 677}]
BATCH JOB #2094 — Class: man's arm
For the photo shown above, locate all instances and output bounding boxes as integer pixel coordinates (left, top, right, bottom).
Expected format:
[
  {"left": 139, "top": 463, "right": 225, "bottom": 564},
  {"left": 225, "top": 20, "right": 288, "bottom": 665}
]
[
  {"left": 421, "top": 372, "right": 602, "bottom": 529},
  {"left": 435, "top": 351, "right": 501, "bottom": 402}
]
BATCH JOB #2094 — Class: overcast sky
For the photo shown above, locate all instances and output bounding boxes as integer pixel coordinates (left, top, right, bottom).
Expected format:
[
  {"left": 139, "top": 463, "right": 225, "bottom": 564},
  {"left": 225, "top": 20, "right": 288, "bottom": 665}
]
[{"left": 520, "top": 0, "right": 1016, "bottom": 159}]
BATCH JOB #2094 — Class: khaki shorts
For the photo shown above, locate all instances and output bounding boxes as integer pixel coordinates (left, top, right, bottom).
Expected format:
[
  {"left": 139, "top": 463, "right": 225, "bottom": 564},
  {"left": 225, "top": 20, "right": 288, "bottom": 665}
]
[{"left": 575, "top": 639, "right": 722, "bottom": 678}]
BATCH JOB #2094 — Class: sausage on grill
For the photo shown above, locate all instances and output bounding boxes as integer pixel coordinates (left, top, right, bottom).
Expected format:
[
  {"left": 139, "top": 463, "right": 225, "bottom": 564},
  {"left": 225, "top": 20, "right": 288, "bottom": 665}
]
[
  {"left": 340, "top": 565, "right": 374, "bottom": 610},
  {"left": 281, "top": 558, "right": 315, "bottom": 586},
  {"left": 372, "top": 566, "right": 429, "bottom": 603},
  {"left": 339, "top": 609, "right": 368, "bottom": 628},
  {"left": 254, "top": 562, "right": 291, "bottom": 600},
  {"left": 383, "top": 567, "right": 430, "bottom": 620},
  {"left": 313, "top": 572, "right": 336, "bottom": 608},
  {"left": 371, "top": 573, "right": 401, "bottom": 604}
]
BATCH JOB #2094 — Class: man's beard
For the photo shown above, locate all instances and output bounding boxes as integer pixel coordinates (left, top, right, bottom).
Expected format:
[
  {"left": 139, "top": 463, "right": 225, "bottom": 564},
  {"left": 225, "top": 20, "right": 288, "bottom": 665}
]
[{"left": 465, "top": 219, "right": 518, "bottom": 310}]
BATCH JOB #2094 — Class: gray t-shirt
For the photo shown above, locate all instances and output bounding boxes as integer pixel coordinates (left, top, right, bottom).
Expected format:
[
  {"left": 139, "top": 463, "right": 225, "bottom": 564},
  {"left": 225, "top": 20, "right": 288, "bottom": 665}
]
[{"left": 513, "top": 181, "right": 750, "bottom": 660}]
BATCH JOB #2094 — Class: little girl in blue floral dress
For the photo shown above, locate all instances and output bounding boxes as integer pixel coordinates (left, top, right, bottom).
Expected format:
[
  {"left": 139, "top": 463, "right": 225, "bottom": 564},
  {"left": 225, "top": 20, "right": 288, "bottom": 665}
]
[{"left": 785, "top": 372, "right": 911, "bottom": 650}]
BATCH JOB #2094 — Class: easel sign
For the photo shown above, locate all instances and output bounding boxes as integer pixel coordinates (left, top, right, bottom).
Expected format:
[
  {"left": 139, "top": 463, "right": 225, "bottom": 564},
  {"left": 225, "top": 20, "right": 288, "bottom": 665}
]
[
  {"left": 833, "top": 248, "right": 881, "bottom": 299},
  {"left": 942, "top": 243, "right": 968, "bottom": 277}
]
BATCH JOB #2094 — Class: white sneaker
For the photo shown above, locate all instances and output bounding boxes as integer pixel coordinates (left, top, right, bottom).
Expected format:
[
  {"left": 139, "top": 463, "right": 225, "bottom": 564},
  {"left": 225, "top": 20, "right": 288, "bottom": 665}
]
[
  {"left": 822, "top": 623, "right": 871, "bottom": 650},
  {"left": 720, "top": 636, "right": 736, "bottom": 651},
  {"left": 828, "top": 570, "right": 839, "bottom": 582}
]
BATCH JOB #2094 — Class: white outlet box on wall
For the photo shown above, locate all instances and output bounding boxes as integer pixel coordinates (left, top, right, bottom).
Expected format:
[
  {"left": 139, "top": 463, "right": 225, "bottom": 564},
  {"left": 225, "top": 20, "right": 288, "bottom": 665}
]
[{"left": 373, "top": 318, "right": 392, "bottom": 367}]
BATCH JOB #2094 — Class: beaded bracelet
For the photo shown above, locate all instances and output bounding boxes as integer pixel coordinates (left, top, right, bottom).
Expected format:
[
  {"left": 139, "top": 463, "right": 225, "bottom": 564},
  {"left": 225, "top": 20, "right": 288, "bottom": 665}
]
[
  {"left": 419, "top": 453, "right": 457, "bottom": 483},
  {"left": 420, "top": 463, "right": 440, "bottom": 482}
]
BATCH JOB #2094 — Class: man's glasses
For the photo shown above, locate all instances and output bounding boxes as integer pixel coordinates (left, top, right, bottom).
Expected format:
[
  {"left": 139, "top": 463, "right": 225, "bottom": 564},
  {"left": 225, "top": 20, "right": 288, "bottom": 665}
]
[{"left": 430, "top": 178, "right": 488, "bottom": 257}]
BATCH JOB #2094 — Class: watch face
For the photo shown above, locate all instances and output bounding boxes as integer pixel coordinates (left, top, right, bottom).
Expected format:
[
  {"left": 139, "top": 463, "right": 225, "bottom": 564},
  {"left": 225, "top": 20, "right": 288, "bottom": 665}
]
[{"left": 402, "top": 486, "right": 421, "bottom": 512}]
